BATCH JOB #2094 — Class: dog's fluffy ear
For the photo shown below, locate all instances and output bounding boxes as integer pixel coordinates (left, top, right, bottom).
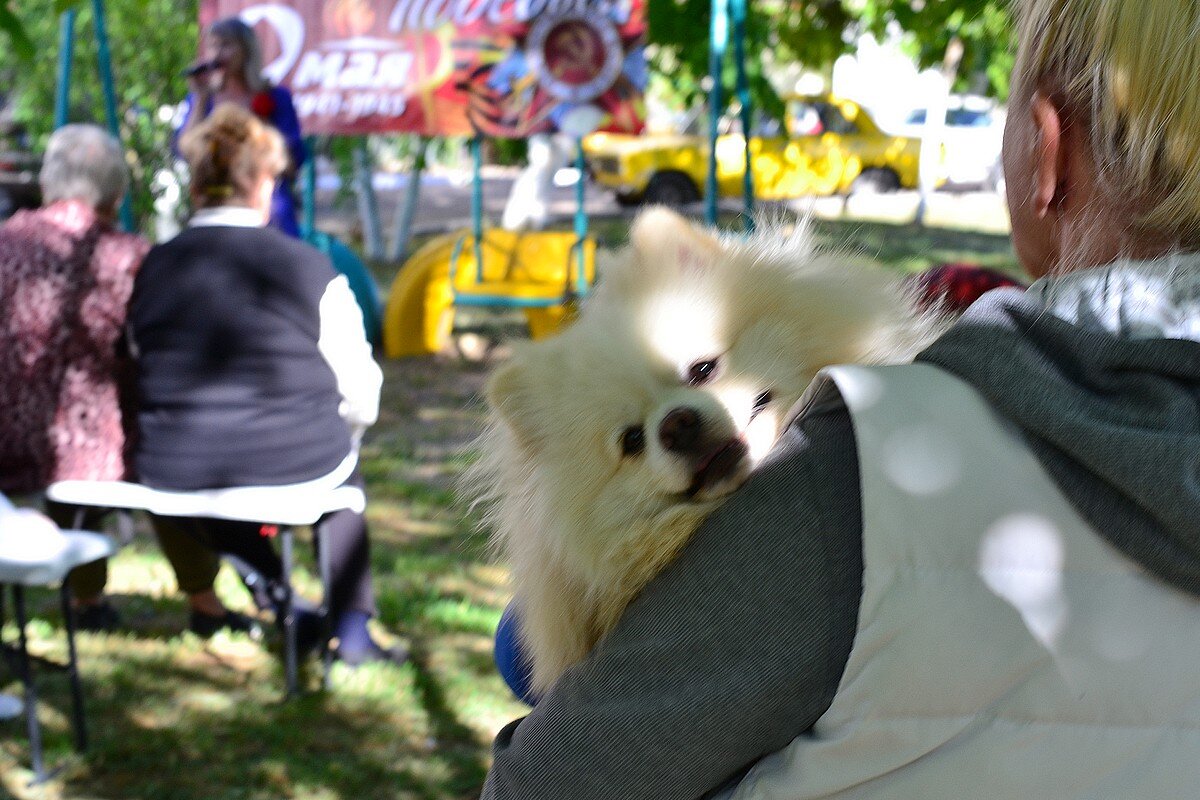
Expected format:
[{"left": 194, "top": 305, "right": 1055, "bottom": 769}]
[
  {"left": 630, "top": 207, "right": 722, "bottom": 278},
  {"left": 485, "top": 358, "right": 543, "bottom": 451}
]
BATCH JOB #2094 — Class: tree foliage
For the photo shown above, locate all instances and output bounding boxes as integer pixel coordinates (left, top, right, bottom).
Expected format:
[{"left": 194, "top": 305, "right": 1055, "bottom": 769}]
[
  {"left": 0, "top": 0, "right": 1018, "bottom": 231},
  {"left": 646, "top": 0, "right": 1016, "bottom": 122},
  {"left": 0, "top": 2, "right": 35, "bottom": 61},
  {"left": 0, "top": 0, "right": 198, "bottom": 229},
  {"left": 855, "top": 0, "right": 1015, "bottom": 99},
  {"left": 648, "top": 0, "right": 858, "bottom": 120}
]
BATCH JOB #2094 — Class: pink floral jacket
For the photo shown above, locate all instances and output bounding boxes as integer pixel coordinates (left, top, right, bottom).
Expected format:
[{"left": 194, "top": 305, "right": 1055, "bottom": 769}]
[{"left": 0, "top": 200, "right": 149, "bottom": 494}]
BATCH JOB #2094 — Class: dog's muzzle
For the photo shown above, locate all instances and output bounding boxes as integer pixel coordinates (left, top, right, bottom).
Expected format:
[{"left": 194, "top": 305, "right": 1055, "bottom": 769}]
[{"left": 658, "top": 406, "right": 750, "bottom": 497}]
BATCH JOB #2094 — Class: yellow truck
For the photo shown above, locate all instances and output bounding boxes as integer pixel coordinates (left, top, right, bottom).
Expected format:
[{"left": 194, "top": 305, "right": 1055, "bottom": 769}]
[{"left": 583, "top": 95, "right": 922, "bottom": 206}]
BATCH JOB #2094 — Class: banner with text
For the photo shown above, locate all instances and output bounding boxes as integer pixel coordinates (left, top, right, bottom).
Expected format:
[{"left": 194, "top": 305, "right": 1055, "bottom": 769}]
[{"left": 199, "top": 0, "right": 647, "bottom": 137}]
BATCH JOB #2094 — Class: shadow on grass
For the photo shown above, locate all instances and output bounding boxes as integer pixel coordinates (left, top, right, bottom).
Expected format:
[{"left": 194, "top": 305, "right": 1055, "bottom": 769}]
[
  {"left": 408, "top": 639, "right": 490, "bottom": 798},
  {"left": 3, "top": 539, "right": 502, "bottom": 800},
  {"left": 0, "top": 615, "right": 491, "bottom": 800}
]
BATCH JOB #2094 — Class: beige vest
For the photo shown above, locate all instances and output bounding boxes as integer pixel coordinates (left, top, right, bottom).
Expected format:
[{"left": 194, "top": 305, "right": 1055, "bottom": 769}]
[{"left": 719, "top": 363, "right": 1200, "bottom": 799}]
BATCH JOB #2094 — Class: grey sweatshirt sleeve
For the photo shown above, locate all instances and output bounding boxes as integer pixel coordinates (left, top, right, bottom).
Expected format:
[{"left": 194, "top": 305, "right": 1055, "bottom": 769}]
[{"left": 481, "top": 384, "right": 864, "bottom": 800}]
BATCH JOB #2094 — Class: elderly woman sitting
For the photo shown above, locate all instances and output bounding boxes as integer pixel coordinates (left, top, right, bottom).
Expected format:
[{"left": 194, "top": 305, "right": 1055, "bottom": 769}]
[
  {"left": 0, "top": 124, "right": 253, "bottom": 636},
  {"left": 128, "top": 104, "right": 402, "bottom": 666}
]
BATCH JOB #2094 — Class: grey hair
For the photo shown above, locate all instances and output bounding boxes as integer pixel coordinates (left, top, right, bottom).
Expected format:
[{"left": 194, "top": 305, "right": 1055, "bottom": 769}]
[
  {"left": 38, "top": 124, "right": 129, "bottom": 211},
  {"left": 209, "top": 17, "right": 266, "bottom": 92}
]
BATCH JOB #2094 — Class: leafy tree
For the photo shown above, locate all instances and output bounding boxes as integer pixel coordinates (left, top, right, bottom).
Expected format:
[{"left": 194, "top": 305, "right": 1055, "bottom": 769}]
[
  {"left": 648, "top": 0, "right": 857, "bottom": 121},
  {"left": 646, "top": 0, "right": 1016, "bottom": 126},
  {"left": 0, "top": 1, "right": 36, "bottom": 61},
  {"left": 0, "top": 0, "right": 198, "bottom": 230},
  {"left": 854, "top": 0, "right": 1015, "bottom": 99}
]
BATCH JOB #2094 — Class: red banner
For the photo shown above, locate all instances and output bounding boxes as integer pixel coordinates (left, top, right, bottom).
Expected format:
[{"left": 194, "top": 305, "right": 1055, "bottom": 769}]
[{"left": 199, "top": 0, "right": 646, "bottom": 138}]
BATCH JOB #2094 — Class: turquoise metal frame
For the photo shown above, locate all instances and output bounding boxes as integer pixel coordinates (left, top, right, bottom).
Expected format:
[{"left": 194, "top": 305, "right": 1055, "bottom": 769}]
[
  {"left": 705, "top": 0, "right": 755, "bottom": 231},
  {"left": 447, "top": 134, "right": 591, "bottom": 310},
  {"left": 54, "top": 2, "right": 136, "bottom": 232}
]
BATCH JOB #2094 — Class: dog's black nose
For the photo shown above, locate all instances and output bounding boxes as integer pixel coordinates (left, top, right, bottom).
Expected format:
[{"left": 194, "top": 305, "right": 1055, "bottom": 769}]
[{"left": 659, "top": 407, "right": 703, "bottom": 453}]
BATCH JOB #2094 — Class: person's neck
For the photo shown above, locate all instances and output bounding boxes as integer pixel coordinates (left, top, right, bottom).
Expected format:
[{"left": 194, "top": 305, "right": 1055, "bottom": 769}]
[
  {"left": 1055, "top": 238, "right": 1186, "bottom": 277},
  {"left": 217, "top": 77, "right": 254, "bottom": 99},
  {"left": 190, "top": 203, "right": 267, "bottom": 228},
  {"left": 1048, "top": 190, "right": 1184, "bottom": 276}
]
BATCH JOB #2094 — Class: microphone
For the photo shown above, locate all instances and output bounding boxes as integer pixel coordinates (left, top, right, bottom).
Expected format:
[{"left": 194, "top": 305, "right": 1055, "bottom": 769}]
[{"left": 183, "top": 59, "right": 221, "bottom": 78}]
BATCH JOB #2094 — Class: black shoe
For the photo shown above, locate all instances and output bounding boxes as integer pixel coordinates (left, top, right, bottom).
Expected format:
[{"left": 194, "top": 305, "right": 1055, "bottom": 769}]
[
  {"left": 74, "top": 602, "right": 121, "bottom": 633},
  {"left": 334, "top": 640, "right": 409, "bottom": 668},
  {"left": 189, "top": 609, "right": 264, "bottom": 640}
]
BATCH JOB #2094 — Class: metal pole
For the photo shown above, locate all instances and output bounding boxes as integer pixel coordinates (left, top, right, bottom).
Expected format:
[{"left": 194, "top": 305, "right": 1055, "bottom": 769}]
[
  {"left": 60, "top": 583, "right": 88, "bottom": 752},
  {"left": 353, "top": 138, "right": 386, "bottom": 259},
  {"left": 281, "top": 527, "right": 298, "bottom": 698},
  {"left": 54, "top": 10, "right": 77, "bottom": 129},
  {"left": 14, "top": 587, "right": 45, "bottom": 783},
  {"left": 317, "top": 523, "right": 333, "bottom": 691},
  {"left": 705, "top": 0, "right": 730, "bottom": 226},
  {"left": 92, "top": 0, "right": 136, "bottom": 232},
  {"left": 573, "top": 138, "right": 588, "bottom": 295},
  {"left": 388, "top": 135, "right": 428, "bottom": 263},
  {"left": 471, "top": 135, "right": 484, "bottom": 281},
  {"left": 301, "top": 135, "right": 317, "bottom": 238},
  {"left": 730, "top": 0, "right": 754, "bottom": 231}
]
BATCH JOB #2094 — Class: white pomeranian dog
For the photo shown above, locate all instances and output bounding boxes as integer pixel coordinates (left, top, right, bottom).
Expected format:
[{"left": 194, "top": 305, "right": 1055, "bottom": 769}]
[{"left": 467, "top": 208, "right": 943, "bottom": 696}]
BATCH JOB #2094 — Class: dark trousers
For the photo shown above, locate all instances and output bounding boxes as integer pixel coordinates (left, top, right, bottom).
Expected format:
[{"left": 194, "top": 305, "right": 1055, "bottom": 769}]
[
  {"left": 156, "top": 470, "right": 376, "bottom": 621},
  {"left": 46, "top": 502, "right": 222, "bottom": 601}
]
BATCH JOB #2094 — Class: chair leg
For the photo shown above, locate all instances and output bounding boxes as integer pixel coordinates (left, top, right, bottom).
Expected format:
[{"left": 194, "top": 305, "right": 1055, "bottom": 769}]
[
  {"left": 280, "top": 527, "right": 298, "bottom": 698},
  {"left": 13, "top": 585, "right": 46, "bottom": 784},
  {"left": 59, "top": 583, "right": 88, "bottom": 752},
  {"left": 316, "top": 522, "right": 333, "bottom": 690}
]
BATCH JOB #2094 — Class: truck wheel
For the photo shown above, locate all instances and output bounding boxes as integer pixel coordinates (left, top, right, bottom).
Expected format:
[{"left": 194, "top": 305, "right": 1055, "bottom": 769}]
[
  {"left": 850, "top": 168, "right": 901, "bottom": 195},
  {"left": 643, "top": 172, "right": 701, "bottom": 206}
]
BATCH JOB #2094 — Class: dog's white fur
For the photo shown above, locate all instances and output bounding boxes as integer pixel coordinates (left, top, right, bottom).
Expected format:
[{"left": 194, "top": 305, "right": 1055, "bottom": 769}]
[{"left": 467, "top": 208, "right": 942, "bottom": 695}]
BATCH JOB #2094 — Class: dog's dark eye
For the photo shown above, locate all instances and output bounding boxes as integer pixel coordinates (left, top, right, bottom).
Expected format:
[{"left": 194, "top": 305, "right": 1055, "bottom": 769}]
[
  {"left": 619, "top": 426, "right": 646, "bottom": 457},
  {"left": 753, "top": 390, "right": 774, "bottom": 413},
  {"left": 687, "top": 358, "right": 720, "bottom": 385}
]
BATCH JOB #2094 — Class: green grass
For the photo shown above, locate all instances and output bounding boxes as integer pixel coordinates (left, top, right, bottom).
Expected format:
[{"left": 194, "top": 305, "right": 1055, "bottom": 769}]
[{"left": 0, "top": 217, "right": 1015, "bottom": 799}]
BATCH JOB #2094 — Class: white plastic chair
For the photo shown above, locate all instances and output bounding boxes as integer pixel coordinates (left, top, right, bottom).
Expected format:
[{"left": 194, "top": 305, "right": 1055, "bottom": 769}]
[
  {"left": 0, "top": 498, "right": 117, "bottom": 783},
  {"left": 45, "top": 475, "right": 366, "bottom": 697}
]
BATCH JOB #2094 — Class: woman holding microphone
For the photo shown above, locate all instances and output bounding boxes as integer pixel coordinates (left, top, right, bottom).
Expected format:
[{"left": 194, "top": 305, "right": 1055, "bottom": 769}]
[{"left": 179, "top": 16, "right": 305, "bottom": 236}]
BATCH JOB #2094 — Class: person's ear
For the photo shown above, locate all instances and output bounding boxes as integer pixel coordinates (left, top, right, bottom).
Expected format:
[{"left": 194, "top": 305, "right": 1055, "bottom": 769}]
[{"left": 1030, "top": 92, "right": 1067, "bottom": 219}]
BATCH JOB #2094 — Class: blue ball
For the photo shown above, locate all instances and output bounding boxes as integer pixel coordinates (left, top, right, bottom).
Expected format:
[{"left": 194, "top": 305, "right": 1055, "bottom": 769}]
[{"left": 494, "top": 602, "right": 540, "bottom": 706}]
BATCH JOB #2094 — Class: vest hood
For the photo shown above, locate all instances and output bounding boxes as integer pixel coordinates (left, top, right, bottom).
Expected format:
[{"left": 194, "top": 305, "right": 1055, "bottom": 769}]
[{"left": 918, "top": 255, "right": 1200, "bottom": 597}]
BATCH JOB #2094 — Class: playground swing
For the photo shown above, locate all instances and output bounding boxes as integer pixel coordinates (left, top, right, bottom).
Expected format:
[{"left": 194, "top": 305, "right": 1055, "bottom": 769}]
[
  {"left": 382, "top": 131, "right": 598, "bottom": 358},
  {"left": 379, "top": 0, "right": 759, "bottom": 359},
  {"left": 447, "top": 134, "right": 594, "bottom": 324}
]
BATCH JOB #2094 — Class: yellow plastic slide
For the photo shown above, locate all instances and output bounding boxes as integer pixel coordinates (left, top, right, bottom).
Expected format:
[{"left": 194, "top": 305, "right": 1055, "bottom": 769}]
[{"left": 383, "top": 228, "right": 595, "bottom": 358}]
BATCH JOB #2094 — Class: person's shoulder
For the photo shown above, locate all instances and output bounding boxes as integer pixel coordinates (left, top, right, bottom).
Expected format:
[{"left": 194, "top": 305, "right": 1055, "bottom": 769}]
[
  {"left": 255, "top": 228, "right": 337, "bottom": 275},
  {"left": 140, "top": 226, "right": 225, "bottom": 269},
  {"left": 94, "top": 230, "right": 150, "bottom": 277},
  {"left": 0, "top": 207, "right": 49, "bottom": 236},
  {"left": 0, "top": 209, "right": 54, "bottom": 270},
  {"left": 100, "top": 229, "right": 150, "bottom": 257},
  {"left": 138, "top": 235, "right": 183, "bottom": 278},
  {"left": 265, "top": 84, "right": 297, "bottom": 114}
]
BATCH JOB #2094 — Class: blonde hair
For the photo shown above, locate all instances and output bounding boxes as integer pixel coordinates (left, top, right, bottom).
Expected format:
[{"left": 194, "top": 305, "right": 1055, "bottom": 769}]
[
  {"left": 1013, "top": 0, "right": 1200, "bottom": 240},
  {"left": 209, "top": 17, "right": 266, "bottom": 93},
  {"left": 180, "top": 103, "right": 286, "bottom": 209}
]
